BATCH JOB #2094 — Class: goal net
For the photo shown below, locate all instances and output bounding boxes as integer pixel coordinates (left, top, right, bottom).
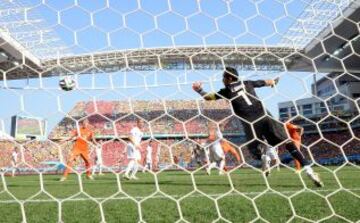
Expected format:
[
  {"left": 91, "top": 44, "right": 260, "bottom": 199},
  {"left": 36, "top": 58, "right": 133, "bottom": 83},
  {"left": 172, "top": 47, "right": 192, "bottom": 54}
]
[{"left": 0, "top": 0, "right": 359, "bottom": 222}]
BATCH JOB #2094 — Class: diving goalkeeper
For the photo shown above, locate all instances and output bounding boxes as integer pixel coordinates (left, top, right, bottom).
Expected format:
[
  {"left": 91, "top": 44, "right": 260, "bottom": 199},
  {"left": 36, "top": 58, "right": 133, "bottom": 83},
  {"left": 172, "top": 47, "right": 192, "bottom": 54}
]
[{"left": 192, "top": 67, "right": 323, "bottom": 187}]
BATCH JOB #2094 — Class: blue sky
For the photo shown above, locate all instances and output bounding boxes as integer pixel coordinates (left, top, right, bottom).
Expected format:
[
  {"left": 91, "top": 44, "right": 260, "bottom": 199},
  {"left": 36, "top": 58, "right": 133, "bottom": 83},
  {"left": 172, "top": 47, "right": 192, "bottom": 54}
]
[{"left": 0, "top": 0, "right": 325, "bottom": 135}]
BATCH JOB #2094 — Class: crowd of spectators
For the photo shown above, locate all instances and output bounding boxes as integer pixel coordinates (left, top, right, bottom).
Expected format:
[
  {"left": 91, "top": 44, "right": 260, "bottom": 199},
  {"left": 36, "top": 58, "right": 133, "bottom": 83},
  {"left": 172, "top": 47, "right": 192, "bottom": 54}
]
[
  {"left": 51, "top": 100, "right": 232, "bottom": 138},
  {"left": 0, "top": 140, "right": 70, "bottom": 172},
  {"left": 0, "top": 141, "right": 18, "bottom": 167},
  {"left": 274, "top": 130, "right": 360, "bottom": 165}
]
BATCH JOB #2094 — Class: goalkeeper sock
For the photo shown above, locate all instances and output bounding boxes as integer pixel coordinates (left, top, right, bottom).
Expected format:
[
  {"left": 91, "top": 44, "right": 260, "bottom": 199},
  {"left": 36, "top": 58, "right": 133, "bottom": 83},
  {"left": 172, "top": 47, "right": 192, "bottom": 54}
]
[{"left": 303, "top": 165, "right": 314, "bottom": 176}]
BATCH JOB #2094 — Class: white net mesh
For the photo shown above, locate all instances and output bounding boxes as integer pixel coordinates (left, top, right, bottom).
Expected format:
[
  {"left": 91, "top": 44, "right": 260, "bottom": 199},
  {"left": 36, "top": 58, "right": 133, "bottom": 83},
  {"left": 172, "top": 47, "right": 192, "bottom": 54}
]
[{"left": 0, "top": 0, "right": 359, "bottom": 222}]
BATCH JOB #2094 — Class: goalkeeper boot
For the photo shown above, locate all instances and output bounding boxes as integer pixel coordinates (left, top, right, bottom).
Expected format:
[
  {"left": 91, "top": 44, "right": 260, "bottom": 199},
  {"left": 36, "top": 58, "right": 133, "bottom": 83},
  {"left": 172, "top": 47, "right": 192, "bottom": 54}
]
[
  {"left": 308, "top": 172, "right": 324, "bottom": 187},
  {"left": 304, "top": 165, "right": 324, "bottom": 187}
]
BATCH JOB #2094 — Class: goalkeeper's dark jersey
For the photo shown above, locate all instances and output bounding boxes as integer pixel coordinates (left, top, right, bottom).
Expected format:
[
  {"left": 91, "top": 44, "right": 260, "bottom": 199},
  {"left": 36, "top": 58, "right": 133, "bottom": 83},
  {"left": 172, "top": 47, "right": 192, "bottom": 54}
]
[{"left": 215, "top": 80, "right": 267, "bottom": 122}]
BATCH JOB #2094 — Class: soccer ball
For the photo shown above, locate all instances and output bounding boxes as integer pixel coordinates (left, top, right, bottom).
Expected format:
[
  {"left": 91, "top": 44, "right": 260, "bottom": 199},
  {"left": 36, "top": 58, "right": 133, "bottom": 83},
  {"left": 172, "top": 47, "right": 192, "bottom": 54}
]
[{"left": 59, "top": 76, "right": 76, "bottom": 91}]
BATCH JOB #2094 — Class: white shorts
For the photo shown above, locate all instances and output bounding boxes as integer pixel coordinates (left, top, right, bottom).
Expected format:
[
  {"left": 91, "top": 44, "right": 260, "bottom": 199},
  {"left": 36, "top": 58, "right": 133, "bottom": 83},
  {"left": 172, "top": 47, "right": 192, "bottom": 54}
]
[
  {"left": 266, "top": 147, "right": 278, "bottom": 160},
  {"left": 146, "top": 157, "right": 152, "bottom": 163},
  {"left": 95, "top": 158, "right": 103, "bottom": 165},
  {"left": 209, "top": 142, "right": 224, "bottom": 162},
  {"left": 127, "top": 143, "right": 136, "bottom": 159},
  {"left": 135, "top": 149, "right": 141, "bottom": 161}
]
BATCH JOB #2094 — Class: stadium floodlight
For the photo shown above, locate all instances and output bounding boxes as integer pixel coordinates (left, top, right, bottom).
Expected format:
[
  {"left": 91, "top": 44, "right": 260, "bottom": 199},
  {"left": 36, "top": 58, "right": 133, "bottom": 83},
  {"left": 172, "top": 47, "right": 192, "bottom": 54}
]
[
  {"left": 12, "top": 61, "right": 20, "bottom": 66},
  {"left": 341, "top": 34, "right": 360, "bottom": 49},
  {"left": 0, "top": 51, "right": 8, "bottom": 59},
  {"left": 333, "top": 48, "right": 343, "bottom": 56}
]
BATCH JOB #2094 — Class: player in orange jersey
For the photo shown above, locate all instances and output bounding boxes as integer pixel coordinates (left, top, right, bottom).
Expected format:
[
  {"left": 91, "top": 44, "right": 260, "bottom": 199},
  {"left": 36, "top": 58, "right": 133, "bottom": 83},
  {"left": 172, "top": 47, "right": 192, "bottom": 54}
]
[
  {"left": 285, "top": 121, "right": 304, "bottom": 172},
  {"left": 60, "top": 119, "right": 97, "bottom": 181},
  {"left": 221, "top": 140, "right": 241, "bottom": 164}
]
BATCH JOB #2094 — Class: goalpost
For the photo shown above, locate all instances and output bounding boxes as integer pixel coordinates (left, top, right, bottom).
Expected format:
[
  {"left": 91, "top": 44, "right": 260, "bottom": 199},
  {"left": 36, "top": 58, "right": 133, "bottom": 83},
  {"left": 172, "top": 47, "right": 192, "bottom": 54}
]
[{"left": 0, "top": 0, "right": 359, "bottom": 222}]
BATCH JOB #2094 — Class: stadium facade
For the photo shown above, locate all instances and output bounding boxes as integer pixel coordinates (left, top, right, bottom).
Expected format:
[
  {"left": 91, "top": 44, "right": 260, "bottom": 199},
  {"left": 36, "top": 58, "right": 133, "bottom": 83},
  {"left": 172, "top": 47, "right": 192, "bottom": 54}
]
[{"left": 278, "top": 73, "right": 360, "bottom": 121}]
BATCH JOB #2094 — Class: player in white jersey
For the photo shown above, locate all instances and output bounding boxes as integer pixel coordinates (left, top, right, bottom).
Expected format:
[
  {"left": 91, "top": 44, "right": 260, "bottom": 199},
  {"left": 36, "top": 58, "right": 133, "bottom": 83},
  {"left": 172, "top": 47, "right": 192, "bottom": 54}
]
[
  {"left": 124, "top": 141, "right": 140, "bottom": 180},
  {"left": 155, "top": 144, "right": 161, "bottom": 170},
  {"left": 11, "top": 147, "right": 19, "bottom": 177},
  {"left": 130, "top": 120, "right": 144, "bottom": 147},
  {"left": 143, "top": 140, "right": 153, "bottom": 172},
  {"left": 92, "top": 142, "right": 104, "bottom": 176},
  {"left": 124, "top": 120, "right": 143, "bottom": 180},
  {"left": 260, "top": 142, "right": 280, "bottom": 176},
  {"left": 206, "top": 126, "right": 226, "bottom": 175}
]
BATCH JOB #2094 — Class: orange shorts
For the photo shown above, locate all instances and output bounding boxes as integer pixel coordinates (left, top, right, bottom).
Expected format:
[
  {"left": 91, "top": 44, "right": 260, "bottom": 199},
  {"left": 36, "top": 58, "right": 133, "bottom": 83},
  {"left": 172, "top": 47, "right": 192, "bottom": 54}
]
[{"left": 63, "top": 147, "right": 91, "bottom": 177}]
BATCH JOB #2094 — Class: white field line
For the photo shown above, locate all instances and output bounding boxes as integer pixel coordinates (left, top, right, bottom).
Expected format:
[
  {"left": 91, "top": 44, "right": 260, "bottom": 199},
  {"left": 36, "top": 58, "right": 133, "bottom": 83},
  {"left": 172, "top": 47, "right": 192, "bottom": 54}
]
[{"left": 0, "top": 188, "right": 359, "bottom": 203}]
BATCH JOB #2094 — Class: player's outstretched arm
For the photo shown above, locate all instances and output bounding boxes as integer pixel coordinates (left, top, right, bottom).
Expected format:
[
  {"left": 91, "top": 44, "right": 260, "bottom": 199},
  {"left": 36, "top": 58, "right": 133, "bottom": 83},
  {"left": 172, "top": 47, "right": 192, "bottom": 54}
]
[
  {"left": 192, "top": 81, "right": 217, "bottom": 101},
  {"left": 300, "top": 127, "right": 304, "bottom": 136},
  {"left": 59, "top": 134, "right": 76, "bottom": 142},
  {"left": 264, "top": 77, "right": 280, "bottom": 87},
  {"left": 91, "top": 134, "right": 99, "bottom": 147},
  {"left": 62, "top": 129, "right": 79, "bottom": 142},
  {"left": 250, "top": 77, "right": 280, "bottom": 88},
  {"left": 296, "top": 126, "right": 304, "bottom": 136}
]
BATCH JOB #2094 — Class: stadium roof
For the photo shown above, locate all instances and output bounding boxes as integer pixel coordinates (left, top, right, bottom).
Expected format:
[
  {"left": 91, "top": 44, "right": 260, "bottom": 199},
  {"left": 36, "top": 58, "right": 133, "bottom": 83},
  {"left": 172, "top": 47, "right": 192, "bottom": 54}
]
[
  {"left": 288, "top": 0, "right": 360, "bottom": 73},
  {"left": 0, "top": 0, "right": 359, "bottom": 80}
]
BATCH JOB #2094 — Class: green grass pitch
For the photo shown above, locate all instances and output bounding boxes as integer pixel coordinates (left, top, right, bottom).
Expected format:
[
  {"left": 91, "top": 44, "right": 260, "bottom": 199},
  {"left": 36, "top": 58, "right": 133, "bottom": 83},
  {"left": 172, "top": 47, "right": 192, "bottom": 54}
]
[{"left": 0, "top": 166, "right": 359, "bottom": 223}]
